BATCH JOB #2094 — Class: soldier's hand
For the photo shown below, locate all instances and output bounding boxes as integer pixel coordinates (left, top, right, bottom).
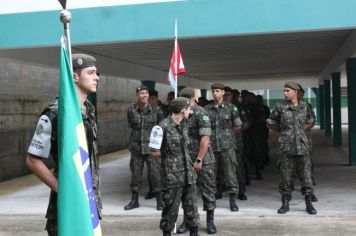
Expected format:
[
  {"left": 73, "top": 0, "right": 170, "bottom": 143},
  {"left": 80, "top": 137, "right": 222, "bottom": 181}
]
[{"left": 193, "top": 161, "right": 203, "bottom": 172}]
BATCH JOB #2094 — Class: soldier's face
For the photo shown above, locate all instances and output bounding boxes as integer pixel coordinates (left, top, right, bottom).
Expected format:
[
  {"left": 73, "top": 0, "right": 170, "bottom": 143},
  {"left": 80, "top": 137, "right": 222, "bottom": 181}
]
[
  {"left": 74, "top": 66, "right": 99, "bottom": 94},
  {"left": 183, "top": 106, "right": 191, "bottom": 119},
  {"left": 212, "top": 89, "right": 224, "bottom": 101},
  {"left": 149, "top": 96, "right": 159, "bottom": 105},
  {"left": 284, "top": 87, "right": 297, "bottom": 101},
  {"left": 137, "top": 90, "right": 149, "bottom": 104},
  {"left": 223, "top": 92, "right": 232, "bottom": 102}
]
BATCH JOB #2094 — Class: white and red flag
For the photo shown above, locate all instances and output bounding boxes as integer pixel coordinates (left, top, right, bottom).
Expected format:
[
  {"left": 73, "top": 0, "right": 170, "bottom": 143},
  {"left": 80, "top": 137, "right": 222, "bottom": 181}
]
[{"left": 167, "top": 20, "right": 185, "bottom": 94}]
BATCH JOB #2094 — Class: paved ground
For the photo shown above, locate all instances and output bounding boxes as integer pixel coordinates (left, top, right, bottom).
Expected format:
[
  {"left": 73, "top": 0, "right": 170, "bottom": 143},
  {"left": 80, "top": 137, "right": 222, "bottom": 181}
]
[{"left": 0, "top": 127, "right": 356, "bottom": 235}]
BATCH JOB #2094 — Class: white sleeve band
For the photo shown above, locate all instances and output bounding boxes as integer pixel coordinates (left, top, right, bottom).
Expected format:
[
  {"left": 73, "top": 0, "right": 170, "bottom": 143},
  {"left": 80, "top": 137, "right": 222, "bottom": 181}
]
[
  {"left": 28, "top": 115, "right": 52, "bottom": 159},
  {"left": 149, "top": 125, "right": 163, "bottom": 150}
]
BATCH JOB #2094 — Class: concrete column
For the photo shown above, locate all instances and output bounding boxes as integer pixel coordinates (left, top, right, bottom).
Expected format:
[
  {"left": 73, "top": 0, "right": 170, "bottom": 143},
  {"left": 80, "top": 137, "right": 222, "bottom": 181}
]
[
  {"left": 319, "top": 84, "right": 325, "bottom": 130},
  {"left": 324, "top": 79, "right": 332, "bottom": 136},
  {"left": 142, "top": 80, "right": 156, "bottom": 90},
  {"left": 346, "top": 58, "right": 356, "bottom": 165},
  {"left": 311, "top": 87, "right": 320, "bottom": 125},
  {"left": 332, "top": 72, "right": 342, "bottom": 146}
]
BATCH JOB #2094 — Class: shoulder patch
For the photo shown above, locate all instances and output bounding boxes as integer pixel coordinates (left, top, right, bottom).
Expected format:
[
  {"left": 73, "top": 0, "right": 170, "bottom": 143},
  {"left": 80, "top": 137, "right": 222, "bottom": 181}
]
[
  {"left": 149, "top": 125, "right": 164, "bottom": 150},
  {"left": 202, "top": 115, "right": 209, "bottom": 121}
]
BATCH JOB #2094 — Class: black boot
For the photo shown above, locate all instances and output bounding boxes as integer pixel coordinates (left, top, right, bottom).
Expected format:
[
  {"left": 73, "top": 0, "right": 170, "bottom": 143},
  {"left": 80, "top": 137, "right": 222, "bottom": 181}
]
[
  {"left": 190, "top": 227, "right": 199, "bottom": 236},
  {"left": 145, "top": 191, "right": 155, "bottom": 200},
  {"left": 238, "top": 191, "right": 248, "bottom": 200},
  {"left": 229, "top": 193, "right": 239, "bottom": 212},
  {"left": 215, "top": 184, "right": 223, "bottom": 200},
  {"left": 176, "top": 222, "right": 189, "bottom": 234},
  {"left": 311, "top": 193, "right": 318, "bottom": 202},
  {"left": 256, "top": 167, "right": 262, "bottom": 180},
  {"left": 124, "top": 192, "right": 139, "bottom": 210},
  {"left": 305, "top": 195, "right": 317, "bottom": 214},
  {"left": 206, "top": 210, "right": 217, "bottom": 234},
  {"left": 277, "top": 194, "right": 289, "bottom": 214},
  {"left": 156, "top": 192, "right": 164, "bottom": 210},
  {"left": 163, "top": 230, "right": 171, "bottom": 236},
  {"left": 286, "top": 192, "right": 292, "bottom": 202}
]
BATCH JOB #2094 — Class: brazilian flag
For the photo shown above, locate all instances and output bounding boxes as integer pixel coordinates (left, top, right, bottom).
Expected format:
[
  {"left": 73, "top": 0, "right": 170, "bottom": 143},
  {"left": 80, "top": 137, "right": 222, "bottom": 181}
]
[{"left": 57, "top": 36, "right": 102, "bottom": 236}]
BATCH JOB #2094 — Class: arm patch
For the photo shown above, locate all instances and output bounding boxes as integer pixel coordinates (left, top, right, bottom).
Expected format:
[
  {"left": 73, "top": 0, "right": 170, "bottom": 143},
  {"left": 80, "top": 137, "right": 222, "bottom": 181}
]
[
  {"left": 28, "top": 115, "right": 52, "bottom": 159},
  {"left": 149, "top": 125, "right": 164, "bottom": 150}
]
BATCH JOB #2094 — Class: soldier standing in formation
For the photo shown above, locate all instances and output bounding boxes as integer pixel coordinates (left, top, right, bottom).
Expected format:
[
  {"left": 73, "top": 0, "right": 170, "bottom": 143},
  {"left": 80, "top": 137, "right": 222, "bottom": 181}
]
[
  {"left": 176, "top": 88, "right": 217, "bottom": 234},
  {"left": 149, "top": 97, "right": 200, "bottom": 236},
  {"left": 267, "top": 81, "right": 317, "bottom": 215},
  {"left": 26, "top": 54, "right": 102, "bottom": 235},
  {"left": 125, "top": 85, "right": 164, "bottom": 211},
  {"left": 205, "top": 83, "right": 242, "bottom": 212}
]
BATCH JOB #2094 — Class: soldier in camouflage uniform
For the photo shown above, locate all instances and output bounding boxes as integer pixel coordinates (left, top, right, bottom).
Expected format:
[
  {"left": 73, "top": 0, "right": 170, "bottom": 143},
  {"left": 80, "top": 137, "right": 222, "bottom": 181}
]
[
  {"left": 26, "top": 54, "right": 102, "bottom": 236},
  {"left": 205, "top": 83, "right": 242, "bottom": 212},
  {"left": 149, "top": 97, "right": 200, "bottom": 236},
  {"left": 176, "top": 88, "right": 217, "bottom": 234},
  {"left": 288, "top": 84, "right": 318, "bottom": 202},
  {"left": 225, "top": 87, "right": 248, "bottom": 200},
  {"left": 125, "top": 85, "right": 164, "bottom": 211},
  {"left": 268, "top": 81, "right": 317, "bottom": 215}
]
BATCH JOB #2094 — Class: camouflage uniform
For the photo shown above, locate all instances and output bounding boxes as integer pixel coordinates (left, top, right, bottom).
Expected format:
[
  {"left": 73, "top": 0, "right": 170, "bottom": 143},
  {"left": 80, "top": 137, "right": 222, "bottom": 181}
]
[
  {"left": 127, "top": 103, "right": 164, "bottom": 194},
  {"left": 270, "top": 100, "right": 314, "bottom": 195},
  {"left": 186, "top": 105, "right": 216, "bottom": 211},
  {"left": 205, "top": 101, "right": 242, "bottom": 194},
  {"left": 157, "top": 117, "right": 199, "bottom": 231},
  {"left": 29, "top": 99, "right": 102, "bottom": 235}
]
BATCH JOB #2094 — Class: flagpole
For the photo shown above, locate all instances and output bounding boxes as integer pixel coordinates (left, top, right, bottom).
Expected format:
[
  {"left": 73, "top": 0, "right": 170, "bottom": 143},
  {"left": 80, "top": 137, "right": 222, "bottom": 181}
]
[
  {"left": 59, "top": 9, "right": 73, "bottom": 72},
  {"left": 174, "top": 18, "right": 178, "bottom": 99}
]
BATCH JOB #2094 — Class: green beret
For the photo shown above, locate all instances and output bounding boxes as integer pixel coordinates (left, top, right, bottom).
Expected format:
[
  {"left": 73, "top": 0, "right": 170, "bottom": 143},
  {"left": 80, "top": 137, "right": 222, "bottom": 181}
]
[
  {"left": 211, "top": 83, "right": 225, "bottom": 90},
  {"left": 171, "top": 97, "right": 190, "bottom": 108},
  {"left": 178, "top": 87, "right": 195, "bottom": 98},
  {"left": 149, "top": 89, "right": 159, "bottom": 97},
  {"left": 297, "top": 84, "right": 305, "bottom": 93},
  {"left": 284, "top": 81, "right": 300, "bottom": 90},
  {"left": 72, "top": 54, "right": 96, "bottom": 69},
  {"left": 224, "top": 86, "right": 232, "bottom": 92},
  {"left": 136, "top": 85, "right": 149, "bottom": 93}
]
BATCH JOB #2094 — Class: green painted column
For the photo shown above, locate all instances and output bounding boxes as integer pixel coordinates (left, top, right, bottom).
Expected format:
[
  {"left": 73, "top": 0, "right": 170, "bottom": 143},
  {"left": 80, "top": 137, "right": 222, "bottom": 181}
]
[
  {"left": 142, "top": 80, "right": 156, "bottom": 90},
  {"left": 324, "top": 79, "right": 332, "bottom": 136},
  {"left": 346, "top": 58, "right": 356, "bottom": 165},
  {"left": 311, "top": 87, "right": 320, "bottom": 125},
  {"left": 332, "top": 72, "right": 342, "bottom": 146},
  {"left": 201, "top": 89, "right": 207, "bottom": 99},
  {"left": 319, "top": 84, "right": 325, "bottom": 130}
]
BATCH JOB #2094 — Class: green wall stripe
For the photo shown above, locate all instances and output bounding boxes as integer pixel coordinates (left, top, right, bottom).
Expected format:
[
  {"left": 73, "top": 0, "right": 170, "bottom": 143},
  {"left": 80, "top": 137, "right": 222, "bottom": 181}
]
[{"left": 1, "top": 0, "right": 356, "bottom": 48}]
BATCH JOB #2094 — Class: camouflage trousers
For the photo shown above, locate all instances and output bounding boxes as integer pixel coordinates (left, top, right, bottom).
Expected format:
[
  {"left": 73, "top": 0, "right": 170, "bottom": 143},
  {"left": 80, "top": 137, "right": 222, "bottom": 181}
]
[
  {"left": 160, "top": 184, "right": 200, "bottom": 231},
  {"left": 291, "top": 151, "right": 316, "bottom": 187},
  {"left": 196, "top": 163, "right": 217, "bottom": 211},
  {"left": 130, "top": 152, "right": 162, "bottom": 193},
  {"left": 214, "top": 149, "right": 239, "bottom": 194},
  {"left": 235, "top": 149, "right": 246, "bottom": 192},
  {"left": 278, "top": 154, "right": 313, "bottom": 195}
]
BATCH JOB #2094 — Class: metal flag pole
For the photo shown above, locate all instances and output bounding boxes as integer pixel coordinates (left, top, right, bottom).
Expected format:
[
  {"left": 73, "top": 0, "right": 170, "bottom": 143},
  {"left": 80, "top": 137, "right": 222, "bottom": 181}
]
[
  {"left": 174, "top": 18, "right": 178, "bottom": 99},
  {"left": 58, "top": 0, "right": 73, "bottom": 71}
]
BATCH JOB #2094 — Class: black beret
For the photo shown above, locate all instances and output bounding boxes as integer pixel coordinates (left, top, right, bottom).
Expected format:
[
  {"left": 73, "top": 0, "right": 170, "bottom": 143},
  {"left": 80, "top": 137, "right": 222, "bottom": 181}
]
[
  {"left": 298, "top": 84, "right": 305, "bottom": 93},
  {"left": 178, "top": 87, "right": 195, "bottom": 98},
  {"left": 211, "top": 83, "right": 225, "bottom": 90},
  {"left": 171, "top": 97, "right": 190, "bottom": 108},
  {"left": 136, "top": 85, "right": 149, "bottom": 93},
  {"left": 224, "top": 86, "right": 232, "bottom": 92},
  {"left": 72, "top": 54, "right": 96, "bottom": 70},
  {"left": 149, "top": 89, "right": 159, "bottom": 97},
  {"left": 167, "top": 91, "right": 175, "bottom": 97},
  {"left": 284, "top": 81, "right": 300, "bottom": 90}
]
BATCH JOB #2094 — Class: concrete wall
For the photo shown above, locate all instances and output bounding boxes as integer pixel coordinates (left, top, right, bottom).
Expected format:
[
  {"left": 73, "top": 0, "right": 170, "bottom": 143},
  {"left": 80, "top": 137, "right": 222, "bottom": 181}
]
[{"left": 0, "top": 57, "right": 171, "bottom": 181}]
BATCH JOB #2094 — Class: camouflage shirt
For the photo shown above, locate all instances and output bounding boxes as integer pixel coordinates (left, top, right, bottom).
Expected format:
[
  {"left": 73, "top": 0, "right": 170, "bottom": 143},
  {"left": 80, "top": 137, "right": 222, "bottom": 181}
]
[
  {"left": 127, "top": 103, "right": 164, "bottom": 154},
  {"left": 205, "top": 101, "right": 242, "bottom": 152},
  {"left": 157, "top": 117, "right": 197, "bottom": 188},
  {"left": 270, "top": 100, "right": 314, "bottom": 155},
  {"left": 39, "top": 99, "right": 102, "bottom": 220},
  {"left": 185, "top": 105, "right": 215, "bottom": 164}
]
